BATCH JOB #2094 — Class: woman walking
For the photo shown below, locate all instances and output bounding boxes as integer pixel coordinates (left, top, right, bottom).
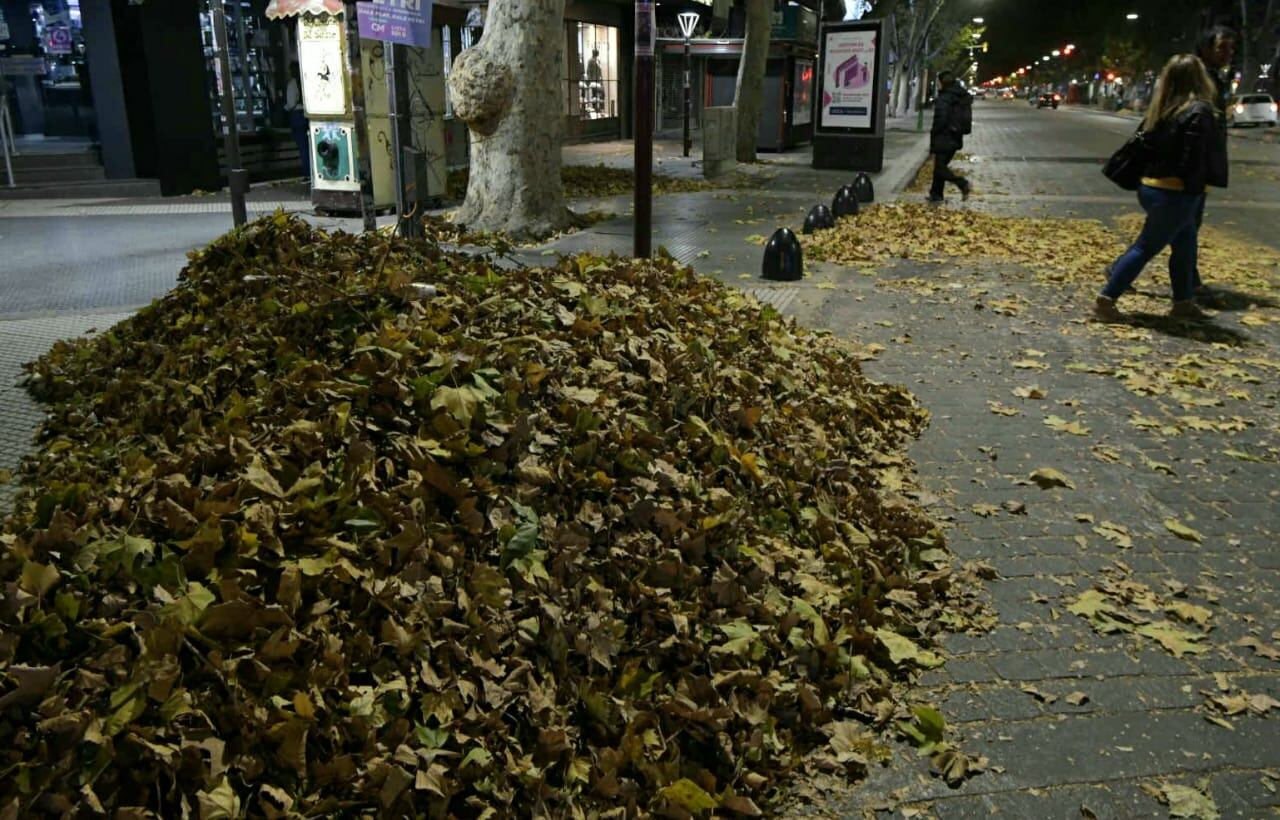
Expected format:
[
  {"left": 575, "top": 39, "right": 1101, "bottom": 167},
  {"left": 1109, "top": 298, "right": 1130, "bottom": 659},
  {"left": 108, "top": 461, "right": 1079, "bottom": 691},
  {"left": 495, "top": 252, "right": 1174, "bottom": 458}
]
[{"left": 1095, "top": 55, "right": 1227, "bottom": 322}]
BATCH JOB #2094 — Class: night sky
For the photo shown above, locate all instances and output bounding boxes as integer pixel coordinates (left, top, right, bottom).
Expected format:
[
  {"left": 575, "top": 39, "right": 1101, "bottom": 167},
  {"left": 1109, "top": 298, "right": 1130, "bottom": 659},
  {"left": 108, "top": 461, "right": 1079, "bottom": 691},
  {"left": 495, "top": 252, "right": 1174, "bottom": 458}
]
[{"left": 970, "top": 0, "right": 1227, "bottom": 82}]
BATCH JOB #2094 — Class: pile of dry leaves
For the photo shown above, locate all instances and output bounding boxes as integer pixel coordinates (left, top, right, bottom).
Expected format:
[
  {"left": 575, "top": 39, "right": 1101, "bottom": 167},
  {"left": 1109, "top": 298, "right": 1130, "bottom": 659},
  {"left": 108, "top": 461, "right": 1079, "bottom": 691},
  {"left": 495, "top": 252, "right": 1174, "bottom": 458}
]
[
  {"left": 0, "top": 215, "right": 970, "bottom": 816},
  {"left": 804, "top": 203, "right": 1280, "bottom": 299}
]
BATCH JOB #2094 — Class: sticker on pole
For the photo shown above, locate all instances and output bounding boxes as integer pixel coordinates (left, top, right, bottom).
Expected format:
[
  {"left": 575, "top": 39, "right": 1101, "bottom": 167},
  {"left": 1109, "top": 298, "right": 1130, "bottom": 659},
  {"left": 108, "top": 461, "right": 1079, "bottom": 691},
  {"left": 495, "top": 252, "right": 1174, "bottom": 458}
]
[
  {"left": 357, "top": 0, "right": 432, "bottom": 48},
  {"left": 636, "top": 1, "right": 656, "bottom": 57}
]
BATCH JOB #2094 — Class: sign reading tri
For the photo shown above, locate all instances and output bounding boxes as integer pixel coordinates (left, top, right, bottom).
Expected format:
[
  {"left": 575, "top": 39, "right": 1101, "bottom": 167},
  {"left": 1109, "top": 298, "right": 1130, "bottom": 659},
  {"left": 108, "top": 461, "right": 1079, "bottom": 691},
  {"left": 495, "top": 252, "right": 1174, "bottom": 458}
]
[{"left": 356, "top": 0, "right": 432, "bottom": 48}]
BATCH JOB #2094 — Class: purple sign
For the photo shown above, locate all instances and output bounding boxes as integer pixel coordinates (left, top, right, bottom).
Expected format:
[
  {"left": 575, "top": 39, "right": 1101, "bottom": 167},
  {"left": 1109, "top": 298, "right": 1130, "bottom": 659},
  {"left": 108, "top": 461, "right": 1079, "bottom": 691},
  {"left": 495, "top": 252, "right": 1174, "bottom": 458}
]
[{"left": 357, "top": 0, "right": 432, "bottom": 48}]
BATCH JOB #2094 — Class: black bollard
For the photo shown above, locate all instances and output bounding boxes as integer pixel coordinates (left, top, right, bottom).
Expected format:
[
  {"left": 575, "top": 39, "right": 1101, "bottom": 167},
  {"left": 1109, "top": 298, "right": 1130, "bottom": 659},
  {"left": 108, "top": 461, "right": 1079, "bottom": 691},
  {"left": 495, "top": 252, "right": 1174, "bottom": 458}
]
[
  {"left": 762, "top": 227, "right": 803, "bottom": 282},
  {"left": 853, "top": 172, "right": 875, "bottom": 204},
  {"left": 832, "top": 185, "right": 860, "bottom": 218},
  {"left": 802, "top": 204, "right": 836, "bottom": 235}
]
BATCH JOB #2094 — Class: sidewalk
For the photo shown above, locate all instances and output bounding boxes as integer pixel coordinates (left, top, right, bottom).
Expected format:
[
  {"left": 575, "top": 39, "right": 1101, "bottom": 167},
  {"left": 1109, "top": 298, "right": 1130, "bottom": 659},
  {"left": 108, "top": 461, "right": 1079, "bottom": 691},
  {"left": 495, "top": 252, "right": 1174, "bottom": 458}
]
[{"left": 3, "top": 106, "right": 1278, "bottom": 815}]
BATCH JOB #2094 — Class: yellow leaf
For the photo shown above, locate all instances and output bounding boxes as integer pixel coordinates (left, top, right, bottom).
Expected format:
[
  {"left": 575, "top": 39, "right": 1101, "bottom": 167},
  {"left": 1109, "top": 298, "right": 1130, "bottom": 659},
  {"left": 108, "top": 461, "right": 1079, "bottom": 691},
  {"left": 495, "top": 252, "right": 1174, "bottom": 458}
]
[
  {"left": 1163, "top": 519, "right": 1204, "bottom": 544},
  {"left": 1029, "top": 468, "right": 1075, "bottom": 490}
]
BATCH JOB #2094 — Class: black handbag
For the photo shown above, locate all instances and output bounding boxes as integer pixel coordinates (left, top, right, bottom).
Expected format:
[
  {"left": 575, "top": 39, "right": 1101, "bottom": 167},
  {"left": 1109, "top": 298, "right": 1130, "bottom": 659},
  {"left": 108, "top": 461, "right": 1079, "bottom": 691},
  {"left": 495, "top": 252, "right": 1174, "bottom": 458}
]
[{"left": 1102, "top": 127, "right": 1150, "bottom": 191}]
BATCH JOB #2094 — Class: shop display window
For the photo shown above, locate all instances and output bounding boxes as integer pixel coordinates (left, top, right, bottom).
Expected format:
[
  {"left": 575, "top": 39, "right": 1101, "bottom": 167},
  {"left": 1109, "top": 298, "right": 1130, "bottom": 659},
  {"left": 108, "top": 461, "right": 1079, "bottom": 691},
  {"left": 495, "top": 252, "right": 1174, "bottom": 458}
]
[
  {"left": 573, "top": 23, "right": 617, "bottom": 121},
  {"left": 201, "top": 0, "right": 277, "bottom": 134}
]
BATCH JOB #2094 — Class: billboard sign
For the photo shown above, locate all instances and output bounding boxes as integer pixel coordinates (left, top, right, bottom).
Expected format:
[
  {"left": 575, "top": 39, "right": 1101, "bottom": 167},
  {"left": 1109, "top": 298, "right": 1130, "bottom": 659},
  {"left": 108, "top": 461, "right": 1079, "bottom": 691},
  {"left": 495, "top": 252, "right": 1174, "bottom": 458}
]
[
  {"left": 357, "top": 0, "right": 432, "bottom": 48},
  {"left": 817, "top": 19, "right": 883, "bottom": 134}
]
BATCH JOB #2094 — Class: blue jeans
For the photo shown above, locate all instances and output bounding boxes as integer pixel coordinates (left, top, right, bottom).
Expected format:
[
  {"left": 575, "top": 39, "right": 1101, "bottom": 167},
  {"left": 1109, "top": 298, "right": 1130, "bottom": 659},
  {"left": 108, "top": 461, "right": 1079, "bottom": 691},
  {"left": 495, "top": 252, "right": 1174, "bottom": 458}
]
[
  {"left": 1101, "top": 185, "right": 1204, "bottom": 303},
  {"left": 1192, "top": 194, "right": 1206, "bottom": 290}
]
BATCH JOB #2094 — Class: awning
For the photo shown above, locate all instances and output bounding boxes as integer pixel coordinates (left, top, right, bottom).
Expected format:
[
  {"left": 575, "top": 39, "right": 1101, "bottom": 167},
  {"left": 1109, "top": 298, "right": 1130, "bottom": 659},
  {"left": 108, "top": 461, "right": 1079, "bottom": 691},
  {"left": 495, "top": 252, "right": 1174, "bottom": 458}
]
[{"left": 265, "top": 0, "right": 344, "bottom": 20}]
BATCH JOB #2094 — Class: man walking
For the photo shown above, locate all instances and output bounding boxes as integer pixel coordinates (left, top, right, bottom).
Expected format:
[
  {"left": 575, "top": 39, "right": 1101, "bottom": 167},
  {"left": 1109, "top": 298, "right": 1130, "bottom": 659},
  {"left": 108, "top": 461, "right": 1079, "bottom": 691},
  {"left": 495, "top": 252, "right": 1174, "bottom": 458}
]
[
  {"left": 1192, "top": 26, "right": 1234, "bottom": 298},
  {"left": 929, "top": 71, "right": 972, "bottom": 203}
]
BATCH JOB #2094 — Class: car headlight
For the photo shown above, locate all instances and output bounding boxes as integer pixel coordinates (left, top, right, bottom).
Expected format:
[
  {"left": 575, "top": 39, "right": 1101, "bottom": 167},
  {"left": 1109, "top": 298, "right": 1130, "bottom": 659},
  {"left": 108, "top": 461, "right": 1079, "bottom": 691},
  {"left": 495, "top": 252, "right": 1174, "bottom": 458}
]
[{"left": 1235, "top": 105, "right": 1245, "bottom": 114}]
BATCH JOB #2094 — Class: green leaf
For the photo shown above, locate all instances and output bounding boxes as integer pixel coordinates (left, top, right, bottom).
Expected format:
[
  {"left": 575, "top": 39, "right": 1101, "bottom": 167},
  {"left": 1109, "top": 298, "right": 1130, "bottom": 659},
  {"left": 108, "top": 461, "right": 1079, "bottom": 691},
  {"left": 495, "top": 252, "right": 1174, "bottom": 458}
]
[{"left": 911, "top": 705, "right": 945, "bottom": 743}]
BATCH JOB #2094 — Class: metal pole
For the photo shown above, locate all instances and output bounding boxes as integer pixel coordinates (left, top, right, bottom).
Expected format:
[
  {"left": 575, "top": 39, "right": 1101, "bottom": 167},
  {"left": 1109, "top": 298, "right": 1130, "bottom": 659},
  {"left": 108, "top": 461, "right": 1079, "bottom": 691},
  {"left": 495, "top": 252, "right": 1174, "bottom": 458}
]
[
  {"left": 1, "top": 97, "right": 14, "bottom": 187},
  {"left": 343, "top": 1, "right": 378, "bottom": 232},
  {"left": 683, "top": 36, "right": 692, "bottom": 157},
  {"left": 385, "top": 42, "right": 418, "bottom": 237},
  {"left": 230, "top": 0, "right": 253, "bottom": 132},
  {"left": 916, "top": 67, "right": 927, "bottom": 132},
  {"left": 211, "top": 1, "right": 248, "bottom": 227},
  {"left": 634, "top": 1, "right": 655, "bottom": 259}
]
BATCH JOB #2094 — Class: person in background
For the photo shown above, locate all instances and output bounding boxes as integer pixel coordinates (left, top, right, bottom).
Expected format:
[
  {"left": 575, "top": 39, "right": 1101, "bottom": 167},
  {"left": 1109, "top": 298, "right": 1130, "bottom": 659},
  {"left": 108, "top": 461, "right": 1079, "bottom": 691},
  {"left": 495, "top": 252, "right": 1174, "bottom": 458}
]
[
  {"left": 1095, "top": 55, "right": 1225, "bottom": 323},
  {"left": 1190, "top": 26, "right": 1235, "bottom": 299},
  {"left": 285, "top": 62, "right": 310, "bottom": 182},
  {"left": 928, "top": 71, "right": 972, "bottom": 203}
]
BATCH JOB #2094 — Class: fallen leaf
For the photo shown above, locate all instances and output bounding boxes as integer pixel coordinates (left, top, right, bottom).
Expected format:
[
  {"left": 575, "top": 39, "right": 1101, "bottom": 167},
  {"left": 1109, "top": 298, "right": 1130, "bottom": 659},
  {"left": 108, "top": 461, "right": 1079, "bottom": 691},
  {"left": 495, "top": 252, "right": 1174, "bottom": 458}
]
[
  {"left": 875, "top": 628, "right": 945, "bottom": 669},
  {"left": 1136, "top": 622, "right": 1209, "bottom": 657},
  {"left": 1164, "top": 519, "right": 1204, "bottom": 544},
  {"left": 1029, "top": 468, "right": 1075, "bottom": 490}
]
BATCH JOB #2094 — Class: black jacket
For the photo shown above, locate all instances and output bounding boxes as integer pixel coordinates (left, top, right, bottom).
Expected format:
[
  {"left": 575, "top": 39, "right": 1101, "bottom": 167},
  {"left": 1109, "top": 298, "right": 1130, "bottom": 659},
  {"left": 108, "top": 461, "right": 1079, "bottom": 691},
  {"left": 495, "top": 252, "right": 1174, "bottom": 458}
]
[
  {"left": 1142, "top": 101, "right": 1227, "bottom": 195},
  {"left": 1205, "top": 65, "right": 1231, "bottom": 187},
  {"left": 931, "top": 83, "right": 967, "bottom": 153}
]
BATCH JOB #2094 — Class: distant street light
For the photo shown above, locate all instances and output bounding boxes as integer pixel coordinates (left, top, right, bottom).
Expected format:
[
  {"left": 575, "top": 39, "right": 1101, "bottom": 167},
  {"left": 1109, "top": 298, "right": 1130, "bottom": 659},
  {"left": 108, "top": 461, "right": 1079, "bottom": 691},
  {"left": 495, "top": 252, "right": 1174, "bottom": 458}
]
[
  {"left": 973, "top": 16, "right": 984, "bottom": 23},
  {"left": 1052, "top": 49, "right": 1061, "bottom": 56},
  {"left": 1043, "top": 55, "right": 1051, "bottom": 60},
  {"left": 1126, "top": 13, "right": 1139, "bottom": 20}
]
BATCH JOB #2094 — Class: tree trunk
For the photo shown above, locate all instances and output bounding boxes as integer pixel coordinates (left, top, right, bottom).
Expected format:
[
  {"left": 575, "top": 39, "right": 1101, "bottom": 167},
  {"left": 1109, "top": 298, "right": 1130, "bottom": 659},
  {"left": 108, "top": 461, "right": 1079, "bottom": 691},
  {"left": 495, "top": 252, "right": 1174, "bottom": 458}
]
[
  {"left": 1241, "top": 0, "right": 1254, "bottom": 93},
  {"left": 889, "top": 63, "right": 908, "bottom": 117},
  {"left": 447, "top": 0, "right": 574, "bottom": 240},
  {"left": 734, "top": 0, "right": 770, "bottom": 163}
]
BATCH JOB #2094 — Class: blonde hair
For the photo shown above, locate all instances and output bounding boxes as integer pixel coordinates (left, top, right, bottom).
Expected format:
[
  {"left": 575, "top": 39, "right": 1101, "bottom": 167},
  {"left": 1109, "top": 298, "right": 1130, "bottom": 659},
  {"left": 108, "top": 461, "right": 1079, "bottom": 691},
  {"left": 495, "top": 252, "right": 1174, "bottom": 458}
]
[{"left": 1143, "top": 54, "right": 1217, "bottom": 132}]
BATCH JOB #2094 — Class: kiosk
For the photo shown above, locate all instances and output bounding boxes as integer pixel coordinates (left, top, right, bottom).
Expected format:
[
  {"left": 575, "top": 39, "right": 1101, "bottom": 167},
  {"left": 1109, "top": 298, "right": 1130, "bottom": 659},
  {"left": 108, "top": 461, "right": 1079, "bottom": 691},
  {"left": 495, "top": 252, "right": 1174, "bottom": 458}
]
[
  {"left": 812, "top": 18, "right": 887, "bottom": 172},
  {"left": 265, "top": 0, "right": 446, "bottom": 214}
]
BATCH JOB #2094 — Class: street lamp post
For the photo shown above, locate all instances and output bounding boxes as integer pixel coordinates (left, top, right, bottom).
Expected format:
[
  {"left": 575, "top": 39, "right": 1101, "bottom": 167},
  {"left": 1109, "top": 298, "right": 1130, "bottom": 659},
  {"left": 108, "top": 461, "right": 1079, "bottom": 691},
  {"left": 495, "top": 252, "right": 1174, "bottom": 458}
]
[
  {"left": 678, "top": 12, "right": 700, "bottom": 158},
  {"left": 634, "top": 1, "right": 656, "bottom": 259}
]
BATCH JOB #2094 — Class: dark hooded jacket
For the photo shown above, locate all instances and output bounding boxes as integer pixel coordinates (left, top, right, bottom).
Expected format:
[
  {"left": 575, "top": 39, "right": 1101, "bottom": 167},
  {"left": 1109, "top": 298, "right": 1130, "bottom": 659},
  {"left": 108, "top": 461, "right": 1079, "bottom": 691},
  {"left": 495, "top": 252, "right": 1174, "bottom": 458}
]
[
  {"left": 1199, "top": 60, "right": 1231, "bottom": 188},
  {"left": 930, "top": 82, "right": 968, "bottom": 153}
]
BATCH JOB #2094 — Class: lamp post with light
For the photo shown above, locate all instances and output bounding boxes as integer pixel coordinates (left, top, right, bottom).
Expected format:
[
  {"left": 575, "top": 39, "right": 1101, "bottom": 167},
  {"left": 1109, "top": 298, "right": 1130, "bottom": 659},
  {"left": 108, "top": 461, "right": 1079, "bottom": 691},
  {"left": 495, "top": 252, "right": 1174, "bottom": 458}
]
[{"left": 678, "top": 11, "right": 700, "bottom": 158}]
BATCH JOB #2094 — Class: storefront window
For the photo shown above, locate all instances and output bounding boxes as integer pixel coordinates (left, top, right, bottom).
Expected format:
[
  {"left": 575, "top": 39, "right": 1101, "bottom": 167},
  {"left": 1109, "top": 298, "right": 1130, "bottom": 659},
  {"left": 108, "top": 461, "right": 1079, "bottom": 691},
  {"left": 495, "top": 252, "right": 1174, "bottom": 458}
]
[
  {"left": 793, "top": 60, "right": 814, "bottom": 126},
  {"left": 25, "top": 0, "right": 93, "bottom": 137},
  {"left": 200, "top": 1, "right": 277, "bottom": 134},
  {"left": 575, "top": 23, "right": 617, "bottom": 120}
]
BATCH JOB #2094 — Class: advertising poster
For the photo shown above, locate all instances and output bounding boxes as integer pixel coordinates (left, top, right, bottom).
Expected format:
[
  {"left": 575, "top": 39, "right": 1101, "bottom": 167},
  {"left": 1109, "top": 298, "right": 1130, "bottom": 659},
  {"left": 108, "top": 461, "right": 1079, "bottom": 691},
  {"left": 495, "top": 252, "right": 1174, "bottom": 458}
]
[
  {"left": 299, "top": 15, "right": 348, "bottom": 116},
  {"left": 820, "top": 27, "right": 877, "bottom": 130},
  {"left": 356, "top": 0, "right": 432, "bottom": 48}
]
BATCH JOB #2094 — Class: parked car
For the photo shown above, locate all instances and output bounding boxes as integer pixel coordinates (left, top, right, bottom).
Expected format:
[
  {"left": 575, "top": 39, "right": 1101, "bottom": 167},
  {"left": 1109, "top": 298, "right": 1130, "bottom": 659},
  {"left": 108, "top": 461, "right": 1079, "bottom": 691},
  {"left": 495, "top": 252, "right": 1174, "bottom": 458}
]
[
  {"left": 1036, "top": 92, "right": 1061, "bottom": 109},
  {"left": 1228, "top": 94, "right": 1278, "bottom": 127}
]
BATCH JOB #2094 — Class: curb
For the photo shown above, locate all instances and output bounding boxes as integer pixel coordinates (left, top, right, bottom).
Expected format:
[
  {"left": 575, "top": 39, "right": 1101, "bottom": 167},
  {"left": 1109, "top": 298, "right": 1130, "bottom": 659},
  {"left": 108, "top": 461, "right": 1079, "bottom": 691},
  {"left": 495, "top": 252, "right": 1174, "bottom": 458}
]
[{"left": 882, "top": 130, "right": 933, "bottom": 202}]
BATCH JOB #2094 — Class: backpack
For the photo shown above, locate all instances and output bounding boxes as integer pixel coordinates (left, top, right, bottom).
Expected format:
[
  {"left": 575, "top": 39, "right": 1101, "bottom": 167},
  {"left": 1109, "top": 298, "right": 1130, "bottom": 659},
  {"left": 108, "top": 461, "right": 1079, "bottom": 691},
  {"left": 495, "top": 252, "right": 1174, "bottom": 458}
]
[{"left": 953, "top": 91, "right": 973, "bottom": 135}]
